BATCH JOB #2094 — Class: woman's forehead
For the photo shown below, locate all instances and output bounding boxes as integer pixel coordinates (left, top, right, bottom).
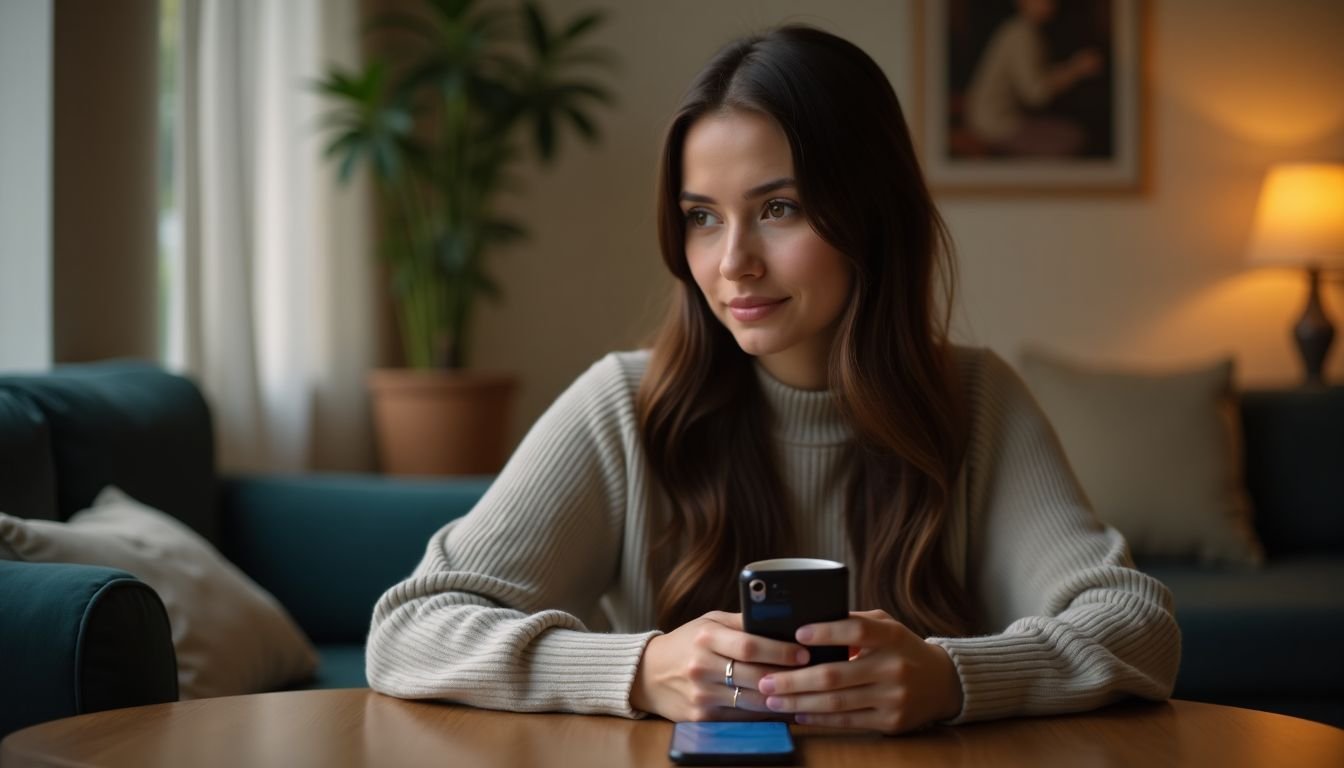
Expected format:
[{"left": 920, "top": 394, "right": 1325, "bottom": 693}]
[{"left": 681, "top": 110, "right": 794, "bottom": 196}]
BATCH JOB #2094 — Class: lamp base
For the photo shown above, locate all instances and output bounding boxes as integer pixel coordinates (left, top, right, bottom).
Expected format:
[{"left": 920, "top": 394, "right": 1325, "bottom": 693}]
[{"left": 1294, "top": 267, "right": 1335, "bottom": 386}]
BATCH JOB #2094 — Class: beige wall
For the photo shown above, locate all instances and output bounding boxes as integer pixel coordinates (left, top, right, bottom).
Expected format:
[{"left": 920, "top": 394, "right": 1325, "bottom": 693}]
[
  {"left": 52, "top": 0, "right": 159, "bottom": 363},
  {"left": 469, "top": 0, "right": 1344, "bottom": 449}
]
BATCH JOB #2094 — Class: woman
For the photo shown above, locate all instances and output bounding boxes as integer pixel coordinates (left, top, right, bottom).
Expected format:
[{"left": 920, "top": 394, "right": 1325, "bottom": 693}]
[{"left": 366, "top": 25, "right": 1178, "bottom": 734}]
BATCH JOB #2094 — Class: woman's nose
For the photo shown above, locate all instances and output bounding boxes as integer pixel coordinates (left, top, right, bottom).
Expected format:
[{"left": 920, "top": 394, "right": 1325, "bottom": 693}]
[{"left": 720, "top": 223, "right": 764, "bottom": 280}]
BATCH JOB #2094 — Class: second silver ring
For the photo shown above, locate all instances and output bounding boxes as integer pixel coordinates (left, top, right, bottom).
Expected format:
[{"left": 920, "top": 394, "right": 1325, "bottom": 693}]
[{"left": 724, "top": 658, "right": 735, "bottom": 688}]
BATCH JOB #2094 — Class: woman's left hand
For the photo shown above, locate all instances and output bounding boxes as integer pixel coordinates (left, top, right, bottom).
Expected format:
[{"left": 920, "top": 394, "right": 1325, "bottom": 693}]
[{"left": 756, "top": 610, "right": 963, "bottom": 734}]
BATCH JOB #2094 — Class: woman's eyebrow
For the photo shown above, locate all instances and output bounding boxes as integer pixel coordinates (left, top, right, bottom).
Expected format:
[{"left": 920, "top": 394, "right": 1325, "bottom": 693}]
[{"left": 679, "top": 177, "right": 797, "bottom": 204}]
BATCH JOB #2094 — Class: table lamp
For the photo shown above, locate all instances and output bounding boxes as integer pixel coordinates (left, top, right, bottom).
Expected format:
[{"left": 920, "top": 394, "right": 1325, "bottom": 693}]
[{"left": 1246, "top": 162, "right": 1344, "bottom": 385}]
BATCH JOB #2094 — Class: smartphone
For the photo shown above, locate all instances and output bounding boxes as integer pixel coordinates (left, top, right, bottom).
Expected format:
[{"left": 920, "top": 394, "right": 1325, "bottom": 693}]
[
  {"left": 667, "top": 721, "right": 796, "bottom": 766},
  {"left": 740, "top": 558, "right": 849, "bottom": 665}
]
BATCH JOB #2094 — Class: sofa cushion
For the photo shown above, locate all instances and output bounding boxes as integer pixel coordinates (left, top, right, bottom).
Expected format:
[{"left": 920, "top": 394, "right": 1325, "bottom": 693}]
[
  {"left": 1020, "top": 351, "right": 1263, "bottom": 565},
  {"left": 0, "top": 362, "right": 218, "bottom": 542},
  {"left": 1240, "top": 387, "right": 1344, "bottom": 555},
  {"left": 299, "top": 644, "right": 369, "bottom": 690},
  {"left": 0, "top": 389, "right": 58, "bottom": 521},
  {"left": 0, "top": 487, "right": 318, "bottom": 699},
  {"left": 1141, "top": 557, "right": 1344, "bottom": 697}
]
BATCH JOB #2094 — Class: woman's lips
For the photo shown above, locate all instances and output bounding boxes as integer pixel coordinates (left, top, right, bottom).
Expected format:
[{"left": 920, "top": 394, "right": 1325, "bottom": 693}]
[{"left": 728, "top": 298, "right": 788, "bottom": 322}]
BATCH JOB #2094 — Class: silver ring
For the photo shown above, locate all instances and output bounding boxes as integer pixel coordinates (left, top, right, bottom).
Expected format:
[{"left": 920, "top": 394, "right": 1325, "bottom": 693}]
[
  {"left": 724, "top": 659, "right": 735, "bottom": 688},
  {"left": 732, "top": 686, "right": 742, "bottom": 709}
]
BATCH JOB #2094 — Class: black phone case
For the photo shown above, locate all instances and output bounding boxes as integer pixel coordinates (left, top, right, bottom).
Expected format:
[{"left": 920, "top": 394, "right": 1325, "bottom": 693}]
[{"left": 739, "top": 564, "right": 849, "bottom": 665}]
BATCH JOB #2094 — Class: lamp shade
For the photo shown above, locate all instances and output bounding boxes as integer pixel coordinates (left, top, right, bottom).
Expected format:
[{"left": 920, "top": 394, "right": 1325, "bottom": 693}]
[{"left": 1246, "top": 163, "right": 1344, "bottom": 270}]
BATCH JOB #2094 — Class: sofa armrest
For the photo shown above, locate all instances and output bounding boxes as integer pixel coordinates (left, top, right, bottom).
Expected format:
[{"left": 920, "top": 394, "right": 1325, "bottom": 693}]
[
  {"left": 217, "top": 473, "right": 491, "bottom": 644},
  {"left": 0, "top": 560, "right": 178, "bottom": 737}
]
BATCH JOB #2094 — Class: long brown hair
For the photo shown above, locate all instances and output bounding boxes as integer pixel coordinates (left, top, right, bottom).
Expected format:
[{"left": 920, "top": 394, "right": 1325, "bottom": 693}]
[{"left": 638, "top": 26, "right": 971, "bottom": 637}]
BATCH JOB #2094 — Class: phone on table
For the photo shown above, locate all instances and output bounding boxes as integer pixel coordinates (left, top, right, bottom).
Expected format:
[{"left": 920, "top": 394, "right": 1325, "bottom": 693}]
[
  {"left": 667, "top": 721, "right": 796, "bottom": 765},
  {"left": 739, "top": 558, "right": 849, "bottom": 665}
]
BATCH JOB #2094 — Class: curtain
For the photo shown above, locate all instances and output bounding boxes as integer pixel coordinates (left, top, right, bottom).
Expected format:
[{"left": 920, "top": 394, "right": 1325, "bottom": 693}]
[{"left": 173, "top": 0, "right": 377, "bottom": 472}]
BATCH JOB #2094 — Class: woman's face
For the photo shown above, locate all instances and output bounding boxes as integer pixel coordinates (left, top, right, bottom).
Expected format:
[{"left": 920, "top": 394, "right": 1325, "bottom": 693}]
[{"left": 680, "top": 109, "right": 852, "bottom": 390}]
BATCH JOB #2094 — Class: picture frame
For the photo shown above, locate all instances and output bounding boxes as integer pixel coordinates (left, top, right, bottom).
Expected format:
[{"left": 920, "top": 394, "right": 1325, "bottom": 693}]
[{"left": 916, "top": 0, "right": 1146, "bottom": 194}]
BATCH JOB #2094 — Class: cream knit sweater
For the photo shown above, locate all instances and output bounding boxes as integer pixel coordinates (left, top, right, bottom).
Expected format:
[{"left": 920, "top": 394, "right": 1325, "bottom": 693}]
[{"left": 366, "top": 347, "right": 1180, "bottom": 723}]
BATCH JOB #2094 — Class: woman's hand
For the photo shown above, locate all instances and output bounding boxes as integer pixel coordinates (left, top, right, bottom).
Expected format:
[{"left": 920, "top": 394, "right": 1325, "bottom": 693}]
[
  {"left": 630, "top": 610, "right": 809, "bottom": 722},
  {"left": 756, "top": 610, "right": 963, "bottom": 734}
]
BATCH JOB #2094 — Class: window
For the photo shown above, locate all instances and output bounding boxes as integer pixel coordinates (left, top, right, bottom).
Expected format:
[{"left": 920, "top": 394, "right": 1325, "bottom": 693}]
[{"left": 157, "top": 0, "right": 183, "bottom": 367}]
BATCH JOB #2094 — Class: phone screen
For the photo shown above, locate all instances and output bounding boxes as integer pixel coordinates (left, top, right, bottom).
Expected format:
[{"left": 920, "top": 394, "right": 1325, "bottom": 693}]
[{"left": 668, "top": 721, "right": 795, "bottom": 765}]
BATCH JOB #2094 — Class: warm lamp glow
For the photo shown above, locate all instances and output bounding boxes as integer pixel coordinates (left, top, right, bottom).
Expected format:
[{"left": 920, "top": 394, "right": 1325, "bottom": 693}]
[{"left": 1247, "top": 163, "right": 1344, "bottom": 269}]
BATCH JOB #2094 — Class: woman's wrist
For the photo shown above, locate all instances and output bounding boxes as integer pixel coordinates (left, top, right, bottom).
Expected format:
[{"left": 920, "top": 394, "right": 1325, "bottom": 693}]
[
  {"left": 927, "top": 641, "right": 964, "bottom": 722},
  {"left": 629, "top": 634, "right": 663, "bottom": 715}
]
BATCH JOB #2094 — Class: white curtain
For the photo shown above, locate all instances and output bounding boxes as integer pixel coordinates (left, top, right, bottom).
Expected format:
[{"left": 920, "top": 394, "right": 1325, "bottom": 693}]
[{"left": 173, "top": 0, "right": 377, "bottom": 472}]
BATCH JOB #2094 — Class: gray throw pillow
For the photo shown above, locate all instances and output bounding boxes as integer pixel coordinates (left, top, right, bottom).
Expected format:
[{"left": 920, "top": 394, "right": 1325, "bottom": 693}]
[
  {"left": 1020, "top": 350, "right": 1264, "bottom": 565},
  {"left": 0, "top": 486, "right": 319, "bottom": 698}
]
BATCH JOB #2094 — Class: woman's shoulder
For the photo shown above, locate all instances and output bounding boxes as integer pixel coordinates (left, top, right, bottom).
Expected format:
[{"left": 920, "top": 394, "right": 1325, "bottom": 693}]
[
  {"left": 601, "top": 348, "right": 653, "bottom": 381},
  {"left": 949, "top": 344, "right": 1034, "bottom": 412},
  {"left": 552, "top": 349, "right": 652, "bottom": 422},
  {"left": 951, "top": 343, "right": 1011, "bottom": 382},
  {"left": 517, "top": 350, "right": 653, "bottom": 456},
  {"left": 579, "top": 349, "right": 652, "bottom": 395}
]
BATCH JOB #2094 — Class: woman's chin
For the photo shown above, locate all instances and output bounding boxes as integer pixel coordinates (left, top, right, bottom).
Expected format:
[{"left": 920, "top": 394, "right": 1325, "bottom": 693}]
[{"left": 729, "top": 332, "right": 784, "bottom": 358}]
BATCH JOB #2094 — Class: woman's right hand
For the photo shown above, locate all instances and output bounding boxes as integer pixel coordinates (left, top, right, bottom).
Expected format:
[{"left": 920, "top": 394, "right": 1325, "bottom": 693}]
[{"left": 630, "top": 611, "right": 810, "bottom": 721}]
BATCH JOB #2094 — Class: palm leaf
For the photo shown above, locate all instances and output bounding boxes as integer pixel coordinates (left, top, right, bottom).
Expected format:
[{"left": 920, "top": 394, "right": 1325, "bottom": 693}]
[
  {"left": 522, "top": 2, "right": 550, "bottom": 57},
  {"left": 560, "top": 10, "right": 604, "bottom": 42},
  {"left": 561, "top": 104, "right": 599, "bottom": 143},
  {"left": 555, "top": 80, "right": 614, "bottom": 105},
  {"left": 534, "top": 108, "right": 557, "bottom": 161},
  {"left": 483, "top": 217, "right": 528, "bottom": 245}
]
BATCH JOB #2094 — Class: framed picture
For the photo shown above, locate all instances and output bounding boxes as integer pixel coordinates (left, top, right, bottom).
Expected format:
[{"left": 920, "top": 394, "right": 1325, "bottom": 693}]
[{"left": 917, "top": 0, "right": 1146, "bottom": 194}]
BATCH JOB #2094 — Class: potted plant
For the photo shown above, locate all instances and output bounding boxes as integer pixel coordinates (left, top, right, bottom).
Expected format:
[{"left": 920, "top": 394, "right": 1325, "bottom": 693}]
[{"left": 316, "top": 0, "right": 615, "bottom": 474}]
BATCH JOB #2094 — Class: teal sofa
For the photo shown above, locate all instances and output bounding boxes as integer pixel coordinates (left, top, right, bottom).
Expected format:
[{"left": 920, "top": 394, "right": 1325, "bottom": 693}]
[
  {"left": 1, "top": 363, "right": 1341, "bottom": 738},
  {"left": 1141, "top": 386, "right": 1344, "bottom": 728},
  {"left": 0, "top": 361, "right": 489, "bottom": 738}
]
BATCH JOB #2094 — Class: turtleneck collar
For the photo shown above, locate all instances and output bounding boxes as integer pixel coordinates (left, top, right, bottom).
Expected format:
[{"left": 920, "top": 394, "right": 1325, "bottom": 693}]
[{"left": 752, "top": 361, "right": 852, "bottom": 446}]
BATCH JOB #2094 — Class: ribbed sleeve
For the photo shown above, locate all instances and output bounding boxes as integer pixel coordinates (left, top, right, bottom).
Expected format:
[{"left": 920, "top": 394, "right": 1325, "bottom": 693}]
[
  {"left": 927, "top": 352, "right": 1180, "bottom": 723},
  {"left": 365, "top": 347, "right": 1180, "bottom": 723},
  {"left": 366, "top": 355, "right": 660, "bottom": 717}
]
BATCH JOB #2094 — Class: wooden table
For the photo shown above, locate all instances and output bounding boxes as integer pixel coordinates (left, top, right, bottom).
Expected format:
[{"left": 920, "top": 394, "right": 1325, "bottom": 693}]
[{"left": 3, "top": 689, "right": 1342, "bottom": 767}]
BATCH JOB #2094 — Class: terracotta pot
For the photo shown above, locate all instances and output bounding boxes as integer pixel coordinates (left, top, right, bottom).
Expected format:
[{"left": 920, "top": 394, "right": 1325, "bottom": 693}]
[{"left": 367, "top": 368, "right": 518, "bottom": 476}]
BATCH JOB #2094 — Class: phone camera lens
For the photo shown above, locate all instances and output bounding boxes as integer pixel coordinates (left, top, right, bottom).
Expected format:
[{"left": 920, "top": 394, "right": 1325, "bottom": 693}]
[{"left": 749, "top": 579, "right": 766, "bottom": 603}]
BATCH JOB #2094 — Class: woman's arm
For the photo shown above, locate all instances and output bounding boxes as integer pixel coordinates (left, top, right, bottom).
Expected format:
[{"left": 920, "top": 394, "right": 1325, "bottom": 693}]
[
  {"left": 928, "top": 351, "right": 1180, "bottom": 723},
  {"left": 365, "top": 355, "right": 658, "bottom": 717}
]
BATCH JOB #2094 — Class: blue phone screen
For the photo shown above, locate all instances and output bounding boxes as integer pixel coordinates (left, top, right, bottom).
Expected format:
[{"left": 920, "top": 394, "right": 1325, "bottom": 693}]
[{"left": 671, "top": 721, "right": 794, "bottom": 756}]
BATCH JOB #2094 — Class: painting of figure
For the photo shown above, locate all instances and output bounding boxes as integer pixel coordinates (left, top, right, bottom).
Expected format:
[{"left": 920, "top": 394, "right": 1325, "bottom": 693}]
[{"left": 920, "top": 0, "right": 1143, "bottom": 192}]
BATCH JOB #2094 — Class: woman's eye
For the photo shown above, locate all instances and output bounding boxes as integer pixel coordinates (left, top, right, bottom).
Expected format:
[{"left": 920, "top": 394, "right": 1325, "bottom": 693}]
[
  {"left": 686, "top": 209, "right": 720, "bottom": 228},
  {"left": 764, "top": 200, "right": 797, "bottom": 220}
]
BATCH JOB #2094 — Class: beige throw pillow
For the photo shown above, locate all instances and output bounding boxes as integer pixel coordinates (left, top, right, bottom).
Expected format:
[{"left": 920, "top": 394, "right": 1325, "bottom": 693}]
[
  {"left": 1019, "top": 350, "right": 1264, "bottom": 565},
  {"left": 0, "top": 486, "right": 318, "bottom": 698}
]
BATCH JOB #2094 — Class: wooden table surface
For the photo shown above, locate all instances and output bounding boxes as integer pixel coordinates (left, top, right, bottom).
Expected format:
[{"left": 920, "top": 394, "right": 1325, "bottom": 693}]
[{"left": 3, "top": 688, "right": 1342, "bottom": 767}]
